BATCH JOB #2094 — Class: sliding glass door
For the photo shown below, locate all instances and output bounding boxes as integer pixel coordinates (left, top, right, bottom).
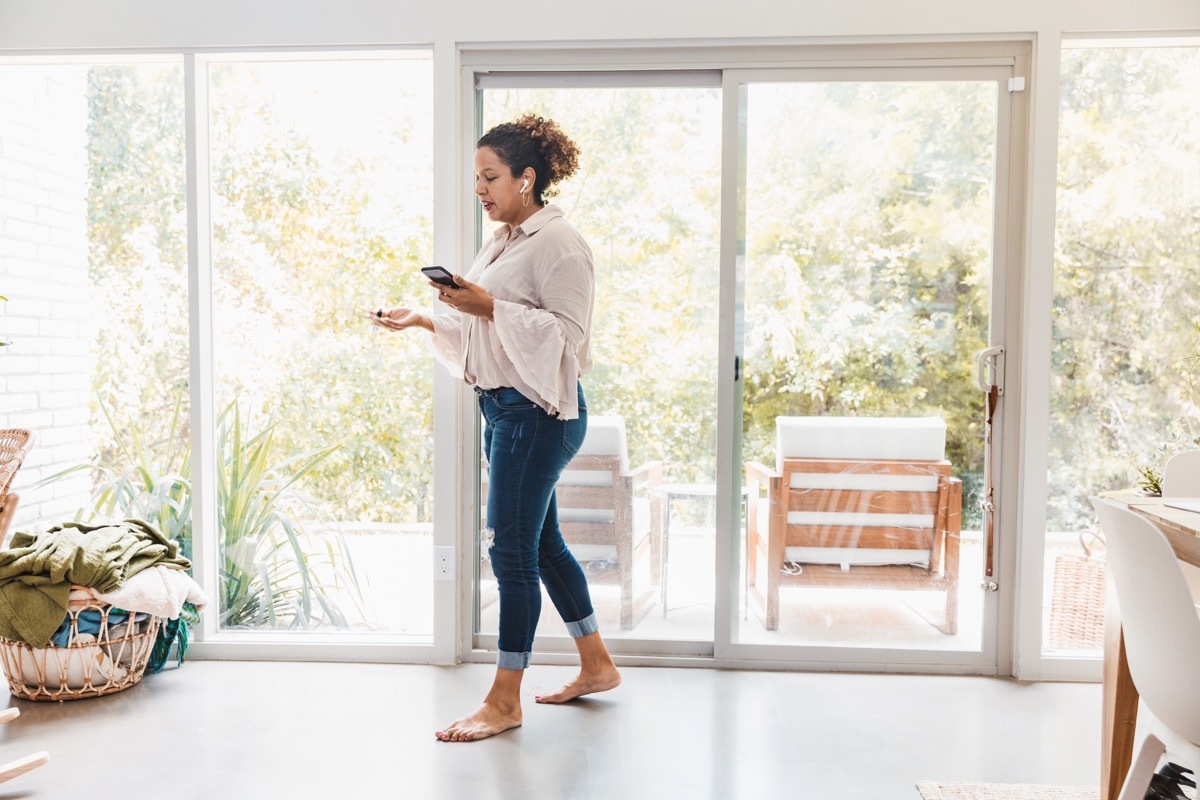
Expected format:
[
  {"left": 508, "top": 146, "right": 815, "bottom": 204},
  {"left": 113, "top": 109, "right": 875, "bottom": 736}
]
[
  {"left": 724, "top": 65, "right": 1021, "bottom": 667},
  {"left": 469, "top": 52, "right": 1026, "bottom": 671},
  {"left": 474, "top": 77, "right": 723, "bottom": 652}
]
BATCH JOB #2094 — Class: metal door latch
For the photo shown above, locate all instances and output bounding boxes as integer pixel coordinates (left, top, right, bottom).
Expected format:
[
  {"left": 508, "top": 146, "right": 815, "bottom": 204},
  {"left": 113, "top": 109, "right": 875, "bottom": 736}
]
[{"left": 980, "top": 580, "right": 999, "bottom": 592}]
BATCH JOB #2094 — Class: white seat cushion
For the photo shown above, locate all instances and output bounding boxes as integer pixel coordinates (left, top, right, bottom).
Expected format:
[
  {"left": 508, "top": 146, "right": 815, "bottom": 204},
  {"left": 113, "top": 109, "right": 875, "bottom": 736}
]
[
  {"left": 578, "top": 415, "right": 629, "bottom": 474},
  {"left": 776, "top": 416, "right": 946, "bottom": 466}
]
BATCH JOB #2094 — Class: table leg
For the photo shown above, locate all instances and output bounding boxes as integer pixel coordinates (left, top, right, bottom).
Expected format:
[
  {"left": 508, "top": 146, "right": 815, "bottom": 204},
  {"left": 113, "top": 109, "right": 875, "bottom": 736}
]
[{"left": 1102, "top": 569, "right": 1138, "bottom": 800}]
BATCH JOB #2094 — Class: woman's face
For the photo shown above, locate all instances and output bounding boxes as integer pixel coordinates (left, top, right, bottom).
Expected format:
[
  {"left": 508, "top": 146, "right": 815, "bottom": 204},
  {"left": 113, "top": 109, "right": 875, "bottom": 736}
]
[{"left": 474, "top": 146, "right": 533, "bottom": 227}]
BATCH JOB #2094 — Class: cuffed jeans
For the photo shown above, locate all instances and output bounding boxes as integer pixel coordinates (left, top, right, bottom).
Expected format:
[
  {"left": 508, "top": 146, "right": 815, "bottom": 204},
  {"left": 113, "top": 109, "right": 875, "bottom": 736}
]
[{"left": 478, "top": 384, "right": 599, "bottom": 670}]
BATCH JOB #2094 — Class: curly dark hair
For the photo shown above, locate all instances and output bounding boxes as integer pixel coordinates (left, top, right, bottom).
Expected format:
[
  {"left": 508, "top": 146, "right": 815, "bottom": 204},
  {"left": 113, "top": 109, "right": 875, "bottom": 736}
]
[{"left": 476, "top": 114, "right": 581, "bottom": 206}]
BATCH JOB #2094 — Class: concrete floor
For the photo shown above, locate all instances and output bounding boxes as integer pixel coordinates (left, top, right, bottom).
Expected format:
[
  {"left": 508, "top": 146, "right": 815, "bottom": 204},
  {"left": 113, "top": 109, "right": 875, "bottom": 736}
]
[{"left": 0, "top": 660, "right": 1100, "bottom": 800}]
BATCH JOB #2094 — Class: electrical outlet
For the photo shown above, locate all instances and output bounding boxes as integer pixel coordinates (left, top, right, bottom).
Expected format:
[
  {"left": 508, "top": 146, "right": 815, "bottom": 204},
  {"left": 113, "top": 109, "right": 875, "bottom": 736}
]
[{"left": 434, "top": 546, "right": 454, "bottom": 581}]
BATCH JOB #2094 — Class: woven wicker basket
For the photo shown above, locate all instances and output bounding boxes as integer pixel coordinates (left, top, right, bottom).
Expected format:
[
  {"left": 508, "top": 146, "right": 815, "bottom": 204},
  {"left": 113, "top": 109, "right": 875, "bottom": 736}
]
[
  {"left": 1047, "top": 531, "right": 1107, "bottom": 650},
  {"left": 0, "top": 588, "right": 161, "bottom": 701}
]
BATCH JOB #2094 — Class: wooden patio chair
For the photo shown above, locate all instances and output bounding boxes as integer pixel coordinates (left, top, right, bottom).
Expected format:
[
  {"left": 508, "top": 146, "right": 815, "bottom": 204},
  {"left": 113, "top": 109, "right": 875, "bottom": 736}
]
[
  {"left": 745, "top": 416, "right": 962, "bottom": 634},
  {"left": 480, "top": 415, "right": 662, "bottom": 630},
  {"left": 555, "top": 416, "right": 662, "bottom": 629}
]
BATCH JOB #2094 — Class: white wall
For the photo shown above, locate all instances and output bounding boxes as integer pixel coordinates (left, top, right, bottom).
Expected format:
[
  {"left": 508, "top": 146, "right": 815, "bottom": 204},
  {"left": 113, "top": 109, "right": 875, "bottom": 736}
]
[
  {"left": 0, "top": 0, "right": 1197, "bottom": 50},
  {"left": 0, "top": 66, "right": 94, "bottom": 532}
]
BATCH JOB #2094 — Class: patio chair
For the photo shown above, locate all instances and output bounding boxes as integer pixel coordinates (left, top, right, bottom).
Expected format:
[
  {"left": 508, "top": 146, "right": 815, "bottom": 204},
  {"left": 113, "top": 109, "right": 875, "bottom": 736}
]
[
  {"left": 553, "top": 416, "right": 662, "bottom": 629},
  {"left": 0, "top": 429, "right": 34, "bottom": 549},
  {"left": 481, "top": 416, "right": 662, "bottom": 630},
  {"left": 745, "top": 416, "right": 962, "bottom": 634}
]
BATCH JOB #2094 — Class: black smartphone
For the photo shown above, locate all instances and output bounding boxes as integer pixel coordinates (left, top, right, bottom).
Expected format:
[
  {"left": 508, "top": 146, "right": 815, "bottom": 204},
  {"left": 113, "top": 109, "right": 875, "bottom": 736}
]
[{"left": 421, "top": 265, "right": 461, "bottom": 289}]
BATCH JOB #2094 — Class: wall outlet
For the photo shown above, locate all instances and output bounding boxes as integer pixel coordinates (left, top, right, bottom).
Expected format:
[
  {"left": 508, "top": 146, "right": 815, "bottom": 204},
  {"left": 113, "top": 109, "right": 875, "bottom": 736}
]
[{"left": 434, "top": 546, "right": 454, "bottom": 581}]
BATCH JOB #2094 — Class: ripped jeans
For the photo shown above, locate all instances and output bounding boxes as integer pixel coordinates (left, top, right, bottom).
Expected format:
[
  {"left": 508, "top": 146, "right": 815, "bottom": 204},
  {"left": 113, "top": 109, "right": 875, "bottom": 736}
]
[{"left": 478, "top": 384, "right": 598, "bottom": 670}]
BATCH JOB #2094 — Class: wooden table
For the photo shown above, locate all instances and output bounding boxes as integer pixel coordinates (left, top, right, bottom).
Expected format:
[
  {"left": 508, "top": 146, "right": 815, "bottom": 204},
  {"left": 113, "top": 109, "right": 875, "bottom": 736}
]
[{"left": 1097, "top": 493, "right": 1200, "bottom": 800}]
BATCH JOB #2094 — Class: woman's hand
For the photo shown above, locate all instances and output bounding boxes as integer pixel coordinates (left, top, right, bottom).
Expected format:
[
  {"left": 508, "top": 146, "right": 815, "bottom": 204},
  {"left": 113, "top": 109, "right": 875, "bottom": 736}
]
[
  {"left": 367, "top": 307, "right": 434, "bottom": 333},
  {"left": 433, "top": 275, "right": 495, "bottom": 321}
]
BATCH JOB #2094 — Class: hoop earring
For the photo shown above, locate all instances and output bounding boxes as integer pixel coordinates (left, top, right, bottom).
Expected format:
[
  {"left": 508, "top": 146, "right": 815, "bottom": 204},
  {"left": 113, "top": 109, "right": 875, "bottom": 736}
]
[{"left": 522, "top": 191, "right": 530, "bottom": 208}]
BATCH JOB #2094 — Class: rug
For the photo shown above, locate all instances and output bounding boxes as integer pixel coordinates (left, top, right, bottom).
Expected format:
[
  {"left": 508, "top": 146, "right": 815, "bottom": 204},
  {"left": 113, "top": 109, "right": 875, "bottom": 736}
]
[{"left": 916, "top": 782, "right": 1098, "bottom": 800}]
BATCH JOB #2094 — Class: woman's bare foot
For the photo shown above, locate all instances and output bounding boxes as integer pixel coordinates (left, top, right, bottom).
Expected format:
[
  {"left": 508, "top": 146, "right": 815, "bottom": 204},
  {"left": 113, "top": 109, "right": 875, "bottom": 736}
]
[
  {"left": 435, "top": 701, "right": 522, "bottom": 742},
  {"left": 535, "top": 664, "right": 621, "bottom": 704}
]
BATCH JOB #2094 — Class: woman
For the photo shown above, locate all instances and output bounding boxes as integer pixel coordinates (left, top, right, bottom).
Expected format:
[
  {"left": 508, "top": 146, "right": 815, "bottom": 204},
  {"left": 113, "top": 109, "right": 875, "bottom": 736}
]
[{"left": 369, "top": 114, "right": 620, "bottom": 742}]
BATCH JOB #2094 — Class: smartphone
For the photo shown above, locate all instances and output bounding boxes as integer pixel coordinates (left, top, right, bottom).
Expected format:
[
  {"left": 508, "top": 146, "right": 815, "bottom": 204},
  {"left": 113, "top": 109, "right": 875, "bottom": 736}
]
[{"left": 421, "top": 265, "right": 461, "bottom": 290}]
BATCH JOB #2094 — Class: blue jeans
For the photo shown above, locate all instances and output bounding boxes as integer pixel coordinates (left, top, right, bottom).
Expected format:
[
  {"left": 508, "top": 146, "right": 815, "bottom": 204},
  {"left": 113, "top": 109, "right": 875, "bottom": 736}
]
[{"left": 478, "top": 384, "right": 598, "bottom": 670}]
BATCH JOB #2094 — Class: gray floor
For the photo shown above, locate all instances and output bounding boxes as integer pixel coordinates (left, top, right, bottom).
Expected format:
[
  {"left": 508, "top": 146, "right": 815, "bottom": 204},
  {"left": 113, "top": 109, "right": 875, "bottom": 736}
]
[{"left": 0, "top": 661, "right": 1100, "bottom": 800}]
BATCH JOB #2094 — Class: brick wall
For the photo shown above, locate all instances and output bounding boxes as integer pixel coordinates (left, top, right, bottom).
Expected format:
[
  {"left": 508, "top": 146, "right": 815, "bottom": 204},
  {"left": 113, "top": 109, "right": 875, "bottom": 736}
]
[{"left": 0, "top": 66, "right": 95, "bottom": 532}]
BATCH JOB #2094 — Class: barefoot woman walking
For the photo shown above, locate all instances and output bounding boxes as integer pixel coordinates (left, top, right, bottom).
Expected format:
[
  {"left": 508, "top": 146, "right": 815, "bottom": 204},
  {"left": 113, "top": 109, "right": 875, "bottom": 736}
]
[{"left": 370, "top": 114, "right": 620, "bottom": 742}]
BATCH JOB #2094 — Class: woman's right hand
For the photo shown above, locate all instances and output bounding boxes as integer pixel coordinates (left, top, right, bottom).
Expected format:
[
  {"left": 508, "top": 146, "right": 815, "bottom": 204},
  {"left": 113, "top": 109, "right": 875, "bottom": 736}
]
[{"left": 367, "top": 307, "right": 434, "bottom": 333}]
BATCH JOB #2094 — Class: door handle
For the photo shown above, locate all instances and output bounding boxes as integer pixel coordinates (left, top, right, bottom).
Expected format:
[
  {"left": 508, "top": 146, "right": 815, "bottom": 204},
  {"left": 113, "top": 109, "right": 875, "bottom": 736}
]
[{"left": 976, "top": 345, "right": 1005, "bottom": 395}]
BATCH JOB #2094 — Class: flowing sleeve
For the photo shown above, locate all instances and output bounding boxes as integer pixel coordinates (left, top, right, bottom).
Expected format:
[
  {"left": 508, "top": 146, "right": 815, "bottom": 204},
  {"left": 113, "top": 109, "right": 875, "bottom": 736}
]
[
  {"left": 490, "top": 250, "right": 592, "bottom": 419},
  {"left": 428, "top": 312, "right": 466, "bottom": 379}
]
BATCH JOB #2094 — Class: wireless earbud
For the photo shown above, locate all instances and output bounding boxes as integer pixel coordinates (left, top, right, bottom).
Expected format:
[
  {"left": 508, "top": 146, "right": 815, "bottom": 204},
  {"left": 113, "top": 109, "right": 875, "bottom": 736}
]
[{"left": 520, "top": 178, "right": 530, "bottom": 192}]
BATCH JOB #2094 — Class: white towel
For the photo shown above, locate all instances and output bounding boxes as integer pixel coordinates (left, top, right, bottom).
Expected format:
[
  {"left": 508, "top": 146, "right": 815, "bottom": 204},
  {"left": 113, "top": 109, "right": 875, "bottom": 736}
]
[{"left": 71, "top": 566, "right": 208, "bottom": 620}]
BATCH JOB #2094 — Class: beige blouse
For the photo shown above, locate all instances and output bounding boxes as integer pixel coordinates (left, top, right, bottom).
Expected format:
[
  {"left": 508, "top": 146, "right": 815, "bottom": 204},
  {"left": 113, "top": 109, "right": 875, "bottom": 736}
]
[{"left": 429, "top": 204, "right": 594, "bottom": 420}]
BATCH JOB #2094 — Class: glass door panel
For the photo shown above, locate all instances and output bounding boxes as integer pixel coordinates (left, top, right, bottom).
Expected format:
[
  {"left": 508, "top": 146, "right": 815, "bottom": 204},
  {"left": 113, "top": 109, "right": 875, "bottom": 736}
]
[
  {"left": 477, "top": 84, "right": 722, "bottom": 643},
  {"left": 736, "top": 78, "right": 999, "bottom": 652},
  {"left": 1046, "top": 46, "right": 1200, "bottom": 657},
  {"left": 208, "top": 56, "right": 435, "bottom": 637}
]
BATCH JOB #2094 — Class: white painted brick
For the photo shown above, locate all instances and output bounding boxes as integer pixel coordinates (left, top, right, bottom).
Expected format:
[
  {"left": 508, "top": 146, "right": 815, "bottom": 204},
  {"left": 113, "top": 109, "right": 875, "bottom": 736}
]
[
  {"left": 0, "top": 236, "right": 37, "bottom": 259},
  {"left": 35, "top": 169, "right": 83, "bottom": 199},
  {"left": 36, "top": 244, "right": 85, "bottom": 268},
  {"left": 0, "top": 392, "right": 37, "bottom": 413},
  {"left": 2, "top": 411, "right": 54, "bottom": 430},
  {"left": 39, "top": 390, "right": 85, "bottom": 410},
  {"left": 49, "top": 337, "right": 90, "bottom": 359},
  {"left": 45, "top": 188, "right": 85, "bottom": 214},
  {"left": 39, "top": 355, "right": 91, "bottom": 377},
  {"left": 0, "top": 138, "right": 56, "bottom": 172},
  {"left": 0, "top": 316, "right": 38, "bottom": 337},
  {"left": 0, "top": 196, "right": 37, "bottom": 223},
  {"left": 31, "top": 425, "right": 81, "bottom": 447},
  {"left": 0, "top": 355, "right": 37, "bottom": 374},
  {"left": 51, "top": 442, "right": 91, "bottom": 464},
  {"left": 47, "top": 265, "right": 88, "bottom": 288},
  {"left": 52, "top": 407, "right": 88, "bottom": 427},
  {"left": 38, "top": 318, "right": 79, "bottom": 338},
  {"left": 50, "top": 372, "right": 86, "bottom": 391},
  {"left": 15, "top": 374, "right": 52, "bottom": 393},
  {"left": 0, "top": 157, "right": 36, "bottom": 185},
  {"left": 3, "top": 219, "right": 49, "bottom": 244},
  {"left": 2, "top": 178, "right": 49, "bottom": 207},
  {"left": 0, "top": 265, "right": 53, "bottom": 293},
  {"left": 36, "top": 206, "right": 85, "bottom": 234}
]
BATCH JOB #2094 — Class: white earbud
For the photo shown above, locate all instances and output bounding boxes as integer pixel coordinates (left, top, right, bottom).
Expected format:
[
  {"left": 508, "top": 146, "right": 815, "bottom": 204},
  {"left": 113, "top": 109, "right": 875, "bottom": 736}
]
[{"left": 520, "top": 178, "right": 530, "bottom": 193}]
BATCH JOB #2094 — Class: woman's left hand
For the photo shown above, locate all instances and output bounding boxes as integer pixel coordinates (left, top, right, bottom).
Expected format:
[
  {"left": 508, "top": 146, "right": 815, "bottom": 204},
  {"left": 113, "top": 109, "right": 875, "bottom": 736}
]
[{"left": 433, "top": 274, "right": 495, "bottom": 321}]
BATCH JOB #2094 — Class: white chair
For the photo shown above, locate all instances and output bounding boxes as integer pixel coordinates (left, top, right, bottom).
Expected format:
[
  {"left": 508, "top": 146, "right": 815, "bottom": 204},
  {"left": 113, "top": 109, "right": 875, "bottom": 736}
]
[
  {"left": 1162, "top": 450, "right": 1200, "bottom": 603},
  {"left": 1163, "top": 450, "right": 1200, "bottom": 497},
  {"left": 746, "top": 416, "right": 962, "bottom": 633},
  {"left": 1089, "top": 498, "right": 1200, "bottom": 800}
]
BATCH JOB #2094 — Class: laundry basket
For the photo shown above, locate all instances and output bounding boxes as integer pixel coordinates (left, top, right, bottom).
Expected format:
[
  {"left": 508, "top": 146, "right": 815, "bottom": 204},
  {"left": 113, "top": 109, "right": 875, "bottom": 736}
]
[
  {"left": 1047, "top": 530, "right": 1106, "bottom": 650},
  {"left": 0, "top": 588, "right": 161, "bottom": 701}
]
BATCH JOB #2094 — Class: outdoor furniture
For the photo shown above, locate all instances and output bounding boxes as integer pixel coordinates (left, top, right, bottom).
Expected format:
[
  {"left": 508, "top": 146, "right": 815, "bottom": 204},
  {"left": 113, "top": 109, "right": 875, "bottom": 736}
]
[
  {"left": 0, "top": 429, "right": 34, "bottom": 549},
  {"left": 480, "top": 415, "right": 662, "bottom": 630},
  {"left": 554, "top": 416, "right": 662, "bottom": 629},
  {"left": 1089, "top": 498, "right": 1200, "bottom": 800},
  {"left": 745, "top": 416, "right": 962, "bottom": 633}
]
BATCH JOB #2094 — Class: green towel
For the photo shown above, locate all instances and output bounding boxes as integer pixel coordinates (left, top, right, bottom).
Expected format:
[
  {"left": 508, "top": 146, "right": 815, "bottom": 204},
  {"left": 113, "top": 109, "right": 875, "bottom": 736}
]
[{"left": 0, "top": 519, "right": 191, "bottom": 647}]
